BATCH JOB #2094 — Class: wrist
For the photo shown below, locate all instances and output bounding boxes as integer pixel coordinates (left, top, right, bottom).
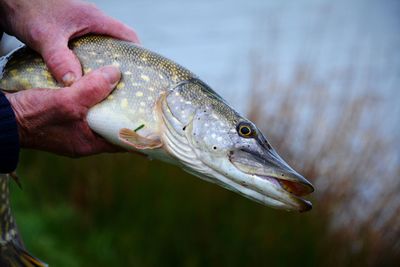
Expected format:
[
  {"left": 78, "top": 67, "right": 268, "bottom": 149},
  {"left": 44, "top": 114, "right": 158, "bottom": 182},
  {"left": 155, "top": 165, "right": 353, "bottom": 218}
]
[
  {"left": 4, "top": 92, "right": 31, "bottom": 149},
  {"left": 0, "top": 91, "right": 19, "bottom": 172}
]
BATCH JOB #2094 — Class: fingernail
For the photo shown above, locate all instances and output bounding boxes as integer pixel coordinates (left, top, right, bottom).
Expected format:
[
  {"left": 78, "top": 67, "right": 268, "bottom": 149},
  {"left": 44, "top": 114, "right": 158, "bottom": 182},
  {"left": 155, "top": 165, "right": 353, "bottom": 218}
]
[
  {"left": 62, "top": 72, "right": 76, "bottom": 86},
  {"left": 101, "top": 66, "right": 121, "bottom": 86}
]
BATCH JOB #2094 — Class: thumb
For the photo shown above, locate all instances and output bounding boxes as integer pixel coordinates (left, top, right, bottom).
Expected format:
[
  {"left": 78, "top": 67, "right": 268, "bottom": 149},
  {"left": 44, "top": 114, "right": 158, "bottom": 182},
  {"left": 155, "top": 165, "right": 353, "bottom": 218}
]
[
  {"left": 65, "top": 65, "right": 121, "bottom": 108},
  {"left": 40, "top": 37, "right": 82, "bottom": 86}
]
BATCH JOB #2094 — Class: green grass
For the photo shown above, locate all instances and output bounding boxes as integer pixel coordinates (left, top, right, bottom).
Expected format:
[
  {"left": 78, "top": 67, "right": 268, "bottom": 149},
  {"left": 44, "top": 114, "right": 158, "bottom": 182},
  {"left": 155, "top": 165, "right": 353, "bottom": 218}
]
[{"left": 11, "top": 150, "right": 322, "bottom": 267}]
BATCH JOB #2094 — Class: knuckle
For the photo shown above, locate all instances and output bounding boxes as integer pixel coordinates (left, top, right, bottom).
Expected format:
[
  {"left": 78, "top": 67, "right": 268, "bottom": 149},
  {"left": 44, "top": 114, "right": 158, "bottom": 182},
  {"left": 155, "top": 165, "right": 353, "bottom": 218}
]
[
  {"left": 57, "top": 91, "right": 85, "bottom": 119},
  {"left": 42, "top": 50, "right": 77, "bottom": 82},
  {"left": 45, "top": 51, "right": 63, "bottom": 68},
  {"left": 54, "top": 92, "right": 70, "bottom": 112},
  {"left": 87, "top": 72, "right": 109, "bottom": 90},
  {"left": 77, "top": 2, "right": 101, "bottom": 20},
  {"left": 28, "top": 22, "right": 51, "bottom": 45},
  {"left": 84, "top": 2, "right": 99, "bottom": 11}
]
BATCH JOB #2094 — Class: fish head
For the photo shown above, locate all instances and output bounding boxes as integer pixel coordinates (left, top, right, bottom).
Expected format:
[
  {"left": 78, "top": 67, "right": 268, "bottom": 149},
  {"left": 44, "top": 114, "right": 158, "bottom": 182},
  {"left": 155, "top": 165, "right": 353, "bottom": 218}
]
[{"left": 161, "top": 79, "right": 314, "bottom": 212}]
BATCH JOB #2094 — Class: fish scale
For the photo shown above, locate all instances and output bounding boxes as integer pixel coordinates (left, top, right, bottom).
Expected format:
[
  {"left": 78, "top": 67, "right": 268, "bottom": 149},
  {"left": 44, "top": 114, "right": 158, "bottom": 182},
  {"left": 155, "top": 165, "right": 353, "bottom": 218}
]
[{"left": 1, "top": 35, "right": 193, "bottom": 138}]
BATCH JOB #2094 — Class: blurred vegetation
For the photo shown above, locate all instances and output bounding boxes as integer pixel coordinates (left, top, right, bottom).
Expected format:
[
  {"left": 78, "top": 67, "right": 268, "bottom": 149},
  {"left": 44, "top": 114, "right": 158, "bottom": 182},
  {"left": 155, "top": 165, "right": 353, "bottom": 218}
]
[
  {"left": 13, "top": 151, "right": 323, "bottom": 267},
  {"left": 9, "top": 59, "right": 399, "bottom": 266},
  {"left": 246, "top": 62, "right": 400, "bottom": 266},
  {"left": 11, "top": 63, "right": 400, "bottom": 267}
]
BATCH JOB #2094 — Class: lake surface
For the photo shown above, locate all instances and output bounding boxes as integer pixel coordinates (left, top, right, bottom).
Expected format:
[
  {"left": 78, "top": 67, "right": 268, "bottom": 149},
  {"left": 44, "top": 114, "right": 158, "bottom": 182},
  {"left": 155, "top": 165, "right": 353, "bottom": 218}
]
[{"left": 2, "top": 0, "right": 399, "bottom": 111}]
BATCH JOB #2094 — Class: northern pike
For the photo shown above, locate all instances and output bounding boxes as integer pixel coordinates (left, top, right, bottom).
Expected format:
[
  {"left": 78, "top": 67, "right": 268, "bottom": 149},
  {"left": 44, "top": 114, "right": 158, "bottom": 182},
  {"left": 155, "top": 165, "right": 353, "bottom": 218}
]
[{"left": 0, "top": 35, "right": 314, "bottom": 266}]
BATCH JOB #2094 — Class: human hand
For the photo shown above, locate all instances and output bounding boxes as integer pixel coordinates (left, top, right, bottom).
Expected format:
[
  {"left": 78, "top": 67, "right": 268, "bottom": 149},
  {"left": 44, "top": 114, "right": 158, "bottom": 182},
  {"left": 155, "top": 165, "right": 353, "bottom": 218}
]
[
  {"left": 4, "top": 66, "right": 123, "bottom": 157},
  {"left": 0, "top": 0, "right": 139, "bottom": 85}
]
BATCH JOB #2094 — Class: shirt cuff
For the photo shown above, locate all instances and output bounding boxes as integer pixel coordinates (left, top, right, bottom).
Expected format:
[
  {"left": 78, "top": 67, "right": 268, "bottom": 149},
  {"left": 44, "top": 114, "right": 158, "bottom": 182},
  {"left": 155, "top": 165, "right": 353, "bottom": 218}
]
[{"left": 0, "top": 91, "right": 19, "bottom": 173}]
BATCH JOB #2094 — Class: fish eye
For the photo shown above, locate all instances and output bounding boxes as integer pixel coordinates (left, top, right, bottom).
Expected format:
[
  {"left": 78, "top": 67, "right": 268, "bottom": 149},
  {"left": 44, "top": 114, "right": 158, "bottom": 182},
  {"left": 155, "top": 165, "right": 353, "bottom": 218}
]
[{"left": 237, "top": 122, "right": 255, "bottom": 138}]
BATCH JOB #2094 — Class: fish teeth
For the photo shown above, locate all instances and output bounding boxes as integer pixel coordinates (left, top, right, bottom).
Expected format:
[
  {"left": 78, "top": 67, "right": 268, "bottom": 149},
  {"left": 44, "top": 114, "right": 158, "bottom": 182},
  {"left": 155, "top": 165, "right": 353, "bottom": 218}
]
[{"left": 281, "top": 182, "right": 293, "bottom": 193}]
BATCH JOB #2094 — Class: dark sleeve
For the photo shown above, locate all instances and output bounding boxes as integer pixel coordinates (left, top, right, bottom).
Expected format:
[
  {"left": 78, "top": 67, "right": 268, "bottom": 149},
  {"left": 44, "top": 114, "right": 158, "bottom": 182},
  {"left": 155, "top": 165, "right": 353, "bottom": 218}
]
[{"left": 0, "top": 91, "right": 19, "bottom": 173}]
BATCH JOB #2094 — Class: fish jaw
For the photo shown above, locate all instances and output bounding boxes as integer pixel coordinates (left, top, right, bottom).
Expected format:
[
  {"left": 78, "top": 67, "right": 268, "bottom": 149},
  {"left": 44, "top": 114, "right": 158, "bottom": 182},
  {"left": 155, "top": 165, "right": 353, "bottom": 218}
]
[
  {"left": 185, "top": 146, "right": 313, "bottom": 212},
  {"left": 227, "top": 150, "right": 313, "bottom": 212}
]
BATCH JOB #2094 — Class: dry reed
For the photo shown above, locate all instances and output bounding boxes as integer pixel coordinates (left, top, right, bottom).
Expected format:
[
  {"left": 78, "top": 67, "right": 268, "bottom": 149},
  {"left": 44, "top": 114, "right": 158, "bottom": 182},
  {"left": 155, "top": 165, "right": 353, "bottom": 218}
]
[{"left": 246, "top": 61, "right": 400, "bottom": 266}]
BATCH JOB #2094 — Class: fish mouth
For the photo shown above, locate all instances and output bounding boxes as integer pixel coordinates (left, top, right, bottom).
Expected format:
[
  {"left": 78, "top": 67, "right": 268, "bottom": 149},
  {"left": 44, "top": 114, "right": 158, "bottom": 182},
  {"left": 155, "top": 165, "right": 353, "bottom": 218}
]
[
  {"left": 256, "top": 175, "right": 313, "bottom": 212},
  {"left": 272, "top": 176, "right": 313, "bottom": 197},
  {"left": 228, "top": 149, "right": 314, "bottom": 212}
]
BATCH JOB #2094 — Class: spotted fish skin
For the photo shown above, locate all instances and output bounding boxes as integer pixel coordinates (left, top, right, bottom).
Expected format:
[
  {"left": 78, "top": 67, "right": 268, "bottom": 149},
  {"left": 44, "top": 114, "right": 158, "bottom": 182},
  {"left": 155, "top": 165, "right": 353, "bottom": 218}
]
[{"left": 0, "top": 35, "right": 199, "bottom": 156}]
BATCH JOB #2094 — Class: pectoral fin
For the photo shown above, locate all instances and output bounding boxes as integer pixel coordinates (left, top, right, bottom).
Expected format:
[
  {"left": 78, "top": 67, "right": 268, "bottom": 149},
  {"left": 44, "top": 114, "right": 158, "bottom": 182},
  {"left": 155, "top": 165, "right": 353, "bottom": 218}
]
[
  {"left": 119, "top": 128, "right": 162, "bottom": 150},
  {"left": 9, "top": 172, "right": 22, "bottom": 189}
]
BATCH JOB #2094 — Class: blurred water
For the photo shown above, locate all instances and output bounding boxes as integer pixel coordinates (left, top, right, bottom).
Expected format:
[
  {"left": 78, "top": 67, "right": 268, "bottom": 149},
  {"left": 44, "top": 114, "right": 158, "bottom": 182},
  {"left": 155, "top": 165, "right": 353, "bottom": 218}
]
[
  {"left": 96, "top": 0, "right": 400, "bottom": 121},
  {"left": 2, "top": 0, "right": 399, "bottom": 116}
]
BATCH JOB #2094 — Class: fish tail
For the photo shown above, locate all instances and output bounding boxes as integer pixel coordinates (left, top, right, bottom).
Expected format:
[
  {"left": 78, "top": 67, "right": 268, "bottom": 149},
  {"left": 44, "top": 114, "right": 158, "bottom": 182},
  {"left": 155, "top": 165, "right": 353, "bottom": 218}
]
[
  {"left": 0, "top": 174, "right": 48, "bottom": 267},
  {"left": 0, "top": 241, "right": 48, "bottom": 267}
]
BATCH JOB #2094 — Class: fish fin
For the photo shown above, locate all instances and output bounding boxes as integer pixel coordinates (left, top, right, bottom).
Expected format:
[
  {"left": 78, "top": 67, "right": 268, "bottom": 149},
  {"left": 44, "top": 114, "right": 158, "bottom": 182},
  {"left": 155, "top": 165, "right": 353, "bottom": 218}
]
[
  {"left": 0, "top": 89, "right": 18, "bottom": 94},
  {"left": 9, "top": 172, "right": 22, "bottom": 189},
  {"left": 0, "top": 241, "right": 48, "bottom": 267},
  {"left": 119, "top": 128, "right": 162, "bottom": 150}
]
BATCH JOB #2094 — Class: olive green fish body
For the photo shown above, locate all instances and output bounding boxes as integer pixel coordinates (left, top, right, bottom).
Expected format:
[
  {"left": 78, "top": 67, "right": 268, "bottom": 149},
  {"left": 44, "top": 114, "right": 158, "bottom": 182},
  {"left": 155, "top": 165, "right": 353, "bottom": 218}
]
[
  {"left": 1, "top": 34, "right": 314, "bottom": 210},
  {"left": 0, "top": 35, "right": 314, "bottom": 265},
  {"left": 1, "top": 34, "right": 315, "bottom": 209}
]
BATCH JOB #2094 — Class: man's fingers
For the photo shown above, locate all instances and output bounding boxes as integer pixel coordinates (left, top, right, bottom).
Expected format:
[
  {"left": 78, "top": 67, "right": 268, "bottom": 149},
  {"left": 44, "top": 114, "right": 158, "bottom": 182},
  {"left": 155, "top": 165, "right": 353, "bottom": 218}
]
[
  {"left": 88, "top": 13, "right": 140, "bottom": 44},
  {"left": 65, "top": 65, "right": 121, "bottom": 108},
  {"left": 40, "top": 38, "right": 83, "bottom": 85}
]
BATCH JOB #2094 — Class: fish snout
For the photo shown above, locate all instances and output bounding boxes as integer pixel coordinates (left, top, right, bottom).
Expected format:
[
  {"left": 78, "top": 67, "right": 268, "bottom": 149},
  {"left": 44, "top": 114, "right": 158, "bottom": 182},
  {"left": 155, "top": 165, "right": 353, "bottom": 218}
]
[{"left": 229, "top": 149, "right": 314, "bottom": 211}]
